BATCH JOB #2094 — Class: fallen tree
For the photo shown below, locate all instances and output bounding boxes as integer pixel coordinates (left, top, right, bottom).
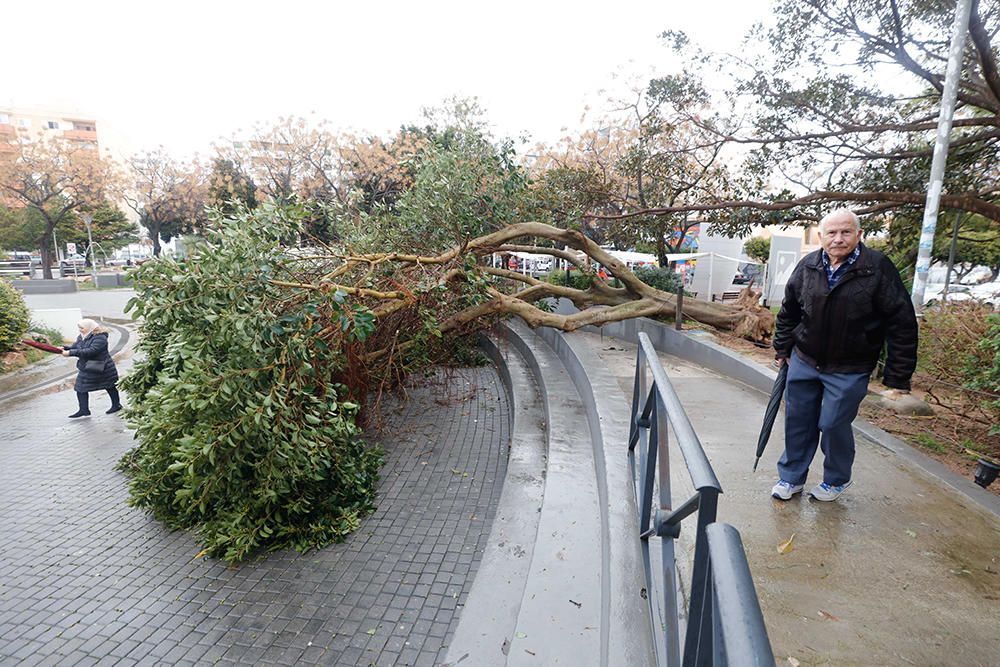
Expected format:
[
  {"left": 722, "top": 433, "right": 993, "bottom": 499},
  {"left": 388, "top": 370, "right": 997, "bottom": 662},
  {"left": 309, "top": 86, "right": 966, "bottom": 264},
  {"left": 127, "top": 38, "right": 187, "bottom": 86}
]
[{"left": 119, "top": 205, "right": 770, "bottom": 563}]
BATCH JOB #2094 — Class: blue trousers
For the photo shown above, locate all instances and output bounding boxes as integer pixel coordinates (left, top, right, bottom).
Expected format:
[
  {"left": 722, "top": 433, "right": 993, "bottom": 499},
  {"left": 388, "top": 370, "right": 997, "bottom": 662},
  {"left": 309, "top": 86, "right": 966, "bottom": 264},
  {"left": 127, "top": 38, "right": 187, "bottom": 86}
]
[{"left": 777, "top": 351, "right": 870, "bottom": 487}]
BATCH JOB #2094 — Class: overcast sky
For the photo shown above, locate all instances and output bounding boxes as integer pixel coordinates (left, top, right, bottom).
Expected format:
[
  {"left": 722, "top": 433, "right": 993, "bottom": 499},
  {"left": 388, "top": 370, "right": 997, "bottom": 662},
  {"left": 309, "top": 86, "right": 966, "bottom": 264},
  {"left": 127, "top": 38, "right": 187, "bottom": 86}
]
[{"left": 2, "top": 0, "right": 772, "bottom": 159}]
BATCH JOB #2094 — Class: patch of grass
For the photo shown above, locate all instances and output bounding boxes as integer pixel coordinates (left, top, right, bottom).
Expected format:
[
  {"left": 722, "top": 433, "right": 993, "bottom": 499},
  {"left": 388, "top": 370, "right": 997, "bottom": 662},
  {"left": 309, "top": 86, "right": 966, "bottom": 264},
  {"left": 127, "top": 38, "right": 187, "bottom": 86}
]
[
  {"left": 30, "top": 322, "right": 68, "bottom": 345},
  {"left": 913, "top": 433, "right": 947, "bottom": 453}
]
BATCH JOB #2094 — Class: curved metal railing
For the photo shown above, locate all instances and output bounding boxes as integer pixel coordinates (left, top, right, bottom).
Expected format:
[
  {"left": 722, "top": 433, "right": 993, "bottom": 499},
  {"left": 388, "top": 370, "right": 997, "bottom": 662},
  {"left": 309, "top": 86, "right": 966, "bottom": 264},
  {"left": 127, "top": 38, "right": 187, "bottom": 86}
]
[{"left": 628, "top": 332, "right": 774, "bottom": 667}]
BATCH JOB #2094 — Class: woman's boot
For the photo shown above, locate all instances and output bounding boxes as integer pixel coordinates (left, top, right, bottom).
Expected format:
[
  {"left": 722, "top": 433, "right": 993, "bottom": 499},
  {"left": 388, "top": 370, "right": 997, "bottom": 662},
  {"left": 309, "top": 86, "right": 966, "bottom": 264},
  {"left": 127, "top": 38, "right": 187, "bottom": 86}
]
[
  {"left": 106, "top": 387, "right": 123, "bottom": 414},
  {"left": 69, "top": 392, "right": 91, "bottom": 418}
]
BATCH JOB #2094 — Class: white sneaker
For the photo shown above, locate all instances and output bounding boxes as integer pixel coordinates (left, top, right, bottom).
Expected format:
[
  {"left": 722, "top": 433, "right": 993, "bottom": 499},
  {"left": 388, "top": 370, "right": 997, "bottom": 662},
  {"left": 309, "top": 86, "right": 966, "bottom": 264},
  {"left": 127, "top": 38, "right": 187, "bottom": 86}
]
[
  {"left": 771, "top": 480, "right": 804, "bottom": 500},
  {"left": 809, "top": 480, "right": 853, "bottom": 502}
]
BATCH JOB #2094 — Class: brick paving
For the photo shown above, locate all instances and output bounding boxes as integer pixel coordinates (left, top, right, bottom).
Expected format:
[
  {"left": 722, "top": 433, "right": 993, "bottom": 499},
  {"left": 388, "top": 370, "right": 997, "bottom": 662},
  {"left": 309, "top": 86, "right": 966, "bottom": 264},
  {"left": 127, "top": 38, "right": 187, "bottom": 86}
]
[{"left": 0, "top": 366, "right": 509, "bottom": 666}]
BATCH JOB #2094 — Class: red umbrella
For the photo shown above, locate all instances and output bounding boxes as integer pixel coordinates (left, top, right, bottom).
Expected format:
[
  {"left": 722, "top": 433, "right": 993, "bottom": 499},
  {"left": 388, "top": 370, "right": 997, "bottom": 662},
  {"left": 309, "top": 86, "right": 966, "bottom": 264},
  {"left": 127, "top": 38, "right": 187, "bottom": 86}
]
[{"left": 22, "top": 339, "right": 64, "bottom": 354}]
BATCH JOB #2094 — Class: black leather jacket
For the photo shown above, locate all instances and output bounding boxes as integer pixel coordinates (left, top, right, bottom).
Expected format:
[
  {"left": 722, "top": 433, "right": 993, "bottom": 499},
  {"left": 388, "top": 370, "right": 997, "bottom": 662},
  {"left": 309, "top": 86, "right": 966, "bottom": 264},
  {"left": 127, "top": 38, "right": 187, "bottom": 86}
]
[{"left": 773, "top": 244, "right": 918, "bottom": 389}]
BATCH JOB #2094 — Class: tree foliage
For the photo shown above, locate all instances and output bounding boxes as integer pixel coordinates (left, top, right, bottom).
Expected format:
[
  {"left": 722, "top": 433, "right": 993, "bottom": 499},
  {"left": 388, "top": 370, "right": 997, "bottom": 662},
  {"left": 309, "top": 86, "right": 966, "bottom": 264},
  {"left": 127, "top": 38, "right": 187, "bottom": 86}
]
[
  {"left": 743, "top": 236, "right": 771, "bottom": 265},
  {"left": 530, "top": 80, "right": 731, "bottom": 262},
  {"left": 119, "top": 204, "right": 383, "bottom": 563},
  {"left": 125, "top": 150, "right": 207, "bottom": 256},
  {"left": 0, "top": 135, "right": 120, "bottom": 277},
  {"left": 62, "top": 205, "right": 138, "bottom": 256}
]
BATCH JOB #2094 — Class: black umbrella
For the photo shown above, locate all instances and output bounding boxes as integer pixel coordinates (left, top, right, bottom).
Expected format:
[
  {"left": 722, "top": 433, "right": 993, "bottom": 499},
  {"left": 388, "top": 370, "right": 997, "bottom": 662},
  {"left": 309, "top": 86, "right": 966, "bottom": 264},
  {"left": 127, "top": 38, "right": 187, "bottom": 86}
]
[{"left": 753, "top": 362, "right": 788, "bottom": 472}]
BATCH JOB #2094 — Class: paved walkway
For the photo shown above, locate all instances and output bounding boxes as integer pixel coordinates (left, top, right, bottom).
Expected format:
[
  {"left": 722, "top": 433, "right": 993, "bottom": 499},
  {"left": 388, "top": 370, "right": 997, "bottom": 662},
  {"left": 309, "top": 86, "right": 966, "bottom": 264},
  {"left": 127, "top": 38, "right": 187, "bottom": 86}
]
[
  {"left": 22, "top": 289, "right": 137, "bottom": 322},
  {"left": 0, "top": 367, "right": 509, "bottom": 667},
  {"left": 578, "top": 332, "right": 1000, "bottom": 667}
]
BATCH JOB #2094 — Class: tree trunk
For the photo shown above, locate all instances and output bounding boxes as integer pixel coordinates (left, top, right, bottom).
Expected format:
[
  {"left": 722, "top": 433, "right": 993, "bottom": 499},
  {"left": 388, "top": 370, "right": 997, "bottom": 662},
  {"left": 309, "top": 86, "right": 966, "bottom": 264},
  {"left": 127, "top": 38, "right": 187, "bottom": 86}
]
[
  {"left": 40, "top": 241, "right": 54, "bottom": 280},
  {"left": 39, "top": 213, "right": 57, "bottom": 280}
]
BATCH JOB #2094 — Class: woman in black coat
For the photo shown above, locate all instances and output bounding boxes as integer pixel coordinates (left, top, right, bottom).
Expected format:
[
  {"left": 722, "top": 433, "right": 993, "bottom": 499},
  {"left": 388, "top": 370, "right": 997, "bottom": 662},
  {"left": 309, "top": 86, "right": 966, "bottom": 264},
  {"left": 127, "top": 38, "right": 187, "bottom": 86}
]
[{"left": 62, "top": 318, "right": 122, "bottom": 418}]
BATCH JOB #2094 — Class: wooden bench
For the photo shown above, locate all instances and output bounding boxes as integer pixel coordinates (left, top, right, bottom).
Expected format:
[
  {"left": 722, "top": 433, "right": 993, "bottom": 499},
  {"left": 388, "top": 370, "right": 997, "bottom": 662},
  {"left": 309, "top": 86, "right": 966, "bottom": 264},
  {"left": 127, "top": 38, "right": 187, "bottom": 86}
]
[{"left": 712, "top": 290, "right": 741, "bottom": 303}]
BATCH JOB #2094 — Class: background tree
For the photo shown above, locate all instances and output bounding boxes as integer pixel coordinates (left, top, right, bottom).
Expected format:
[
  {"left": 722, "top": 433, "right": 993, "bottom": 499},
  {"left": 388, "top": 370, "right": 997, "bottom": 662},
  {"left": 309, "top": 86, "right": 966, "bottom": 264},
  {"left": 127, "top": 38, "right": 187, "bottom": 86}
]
[
  {"left": 883, "top": 210, "right": 1000, "bottom": 283},
  {"left": 207, "top": 158, "right": 257, "bottom": 217},
  {"left": 530, "top": 78, "right": 732, "bottom": 263},
  {"left": 125, "top": 150, "right": 207, "bottom": 256},
  {"left": 743, "top": 236, "right": 770, "bottom": 265},
  {"left": 60, "top": 205, "right": 138, "bottom": 261},
  {"left": 625, "top": 3, "right": 1000, "bottom": 237},
  {"left": 0, "top": 135, "right": 120, "bottom": 277}
]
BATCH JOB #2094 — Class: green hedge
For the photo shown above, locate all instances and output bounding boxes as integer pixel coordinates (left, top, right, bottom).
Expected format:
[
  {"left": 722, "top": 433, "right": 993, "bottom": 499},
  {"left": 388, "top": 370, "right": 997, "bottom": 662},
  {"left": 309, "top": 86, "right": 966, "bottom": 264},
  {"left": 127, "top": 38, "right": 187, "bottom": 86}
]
[{"left": 0, "top": 281, "right": 30, "bottom": 355}]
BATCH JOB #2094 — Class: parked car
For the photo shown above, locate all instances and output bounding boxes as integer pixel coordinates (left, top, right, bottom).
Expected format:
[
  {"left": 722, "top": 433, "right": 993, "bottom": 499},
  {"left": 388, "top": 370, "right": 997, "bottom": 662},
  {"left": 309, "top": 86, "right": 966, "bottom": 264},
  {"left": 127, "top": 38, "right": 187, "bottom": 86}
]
[
  {"left": 922, "top": 282, "right": 1000, "bottom": 309},
  {"left": 59, "top": 254, "right": 88, "bottom": 273},
  {"left": 922, "top": 284, "right": 972, "bottom": 307},
  {"left": 969, "top": 282, "right": 1000, "bottom": 309}
]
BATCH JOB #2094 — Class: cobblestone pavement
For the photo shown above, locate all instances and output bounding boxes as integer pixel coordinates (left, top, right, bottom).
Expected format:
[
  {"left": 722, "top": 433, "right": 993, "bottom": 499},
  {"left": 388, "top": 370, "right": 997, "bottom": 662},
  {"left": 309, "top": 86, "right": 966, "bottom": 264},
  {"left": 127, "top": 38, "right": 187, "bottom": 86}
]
[{"left": 0, "top": 366, "right": 509, "bottom": 666}]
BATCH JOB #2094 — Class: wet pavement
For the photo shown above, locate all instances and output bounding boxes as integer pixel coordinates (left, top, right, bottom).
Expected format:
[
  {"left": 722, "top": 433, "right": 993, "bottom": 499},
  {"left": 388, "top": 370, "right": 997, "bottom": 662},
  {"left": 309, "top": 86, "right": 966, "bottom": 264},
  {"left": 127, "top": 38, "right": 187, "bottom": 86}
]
[
  {"left": 0, "top": 367, "right": 509, "bottom": 666},
  {"left": 582, "top": 333, "right": 1000, "bottom": 667}
]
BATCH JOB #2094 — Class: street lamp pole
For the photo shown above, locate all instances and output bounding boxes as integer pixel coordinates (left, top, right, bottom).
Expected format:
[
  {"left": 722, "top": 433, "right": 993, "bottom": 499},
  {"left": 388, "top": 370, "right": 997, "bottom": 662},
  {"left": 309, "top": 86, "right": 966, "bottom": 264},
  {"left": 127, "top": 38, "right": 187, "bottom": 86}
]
[
  {"left": 82, "top": 213, "right": 99, "bottom": 286},
  {"left": 911, "top": 0, "right": 973, "bottom": 312}
]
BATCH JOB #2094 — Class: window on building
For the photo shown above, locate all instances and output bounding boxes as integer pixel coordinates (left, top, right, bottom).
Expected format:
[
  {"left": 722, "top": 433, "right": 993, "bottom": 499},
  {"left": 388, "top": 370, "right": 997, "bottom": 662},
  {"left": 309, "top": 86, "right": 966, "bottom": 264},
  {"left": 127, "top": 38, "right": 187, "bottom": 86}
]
[
  {"left": 0, "top": 113, "right": 9, "bottom": 124},
  {"left": 47, "top": 120, "right": 61, "bottom": 129},
  {"left": 17, "top": 118, "right": 30, "bottom": 128}
]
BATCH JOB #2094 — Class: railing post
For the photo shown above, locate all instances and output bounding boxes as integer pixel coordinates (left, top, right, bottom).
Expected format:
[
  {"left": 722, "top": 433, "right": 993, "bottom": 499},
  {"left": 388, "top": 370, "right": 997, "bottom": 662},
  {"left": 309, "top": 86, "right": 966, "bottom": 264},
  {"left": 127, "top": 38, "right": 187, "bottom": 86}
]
[
  {"left": 675, "top": 285, "right": 684, "bottom": 331},
  {"left": 683, "top": 488, "right": 718, "bottom": 667}
]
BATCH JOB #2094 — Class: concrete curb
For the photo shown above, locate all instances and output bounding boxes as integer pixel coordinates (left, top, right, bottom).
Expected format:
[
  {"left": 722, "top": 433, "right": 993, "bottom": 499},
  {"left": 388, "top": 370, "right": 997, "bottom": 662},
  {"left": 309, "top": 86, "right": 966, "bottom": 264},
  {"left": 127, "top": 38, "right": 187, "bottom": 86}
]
[
  {"left": 555, "top": 305, "right": 1000, "bottom": 520},
  {"left": 445, "top": 330, "right": 547, "bottom": 665}
]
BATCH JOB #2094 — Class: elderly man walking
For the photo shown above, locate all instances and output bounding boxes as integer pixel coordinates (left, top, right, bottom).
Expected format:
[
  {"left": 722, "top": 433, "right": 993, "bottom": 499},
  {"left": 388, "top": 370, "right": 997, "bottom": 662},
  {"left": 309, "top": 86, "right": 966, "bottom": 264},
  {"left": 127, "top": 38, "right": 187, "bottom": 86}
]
[{"left": 771, "top": 208, "right": 918, "bottom": 502}]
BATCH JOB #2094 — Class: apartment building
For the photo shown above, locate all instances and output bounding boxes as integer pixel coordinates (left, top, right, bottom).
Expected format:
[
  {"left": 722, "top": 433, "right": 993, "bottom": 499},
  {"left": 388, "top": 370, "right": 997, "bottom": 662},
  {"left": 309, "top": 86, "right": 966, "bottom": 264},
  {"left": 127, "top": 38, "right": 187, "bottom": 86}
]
[{"left": 0, "top": 106, "right": 100, "bottom": 152}]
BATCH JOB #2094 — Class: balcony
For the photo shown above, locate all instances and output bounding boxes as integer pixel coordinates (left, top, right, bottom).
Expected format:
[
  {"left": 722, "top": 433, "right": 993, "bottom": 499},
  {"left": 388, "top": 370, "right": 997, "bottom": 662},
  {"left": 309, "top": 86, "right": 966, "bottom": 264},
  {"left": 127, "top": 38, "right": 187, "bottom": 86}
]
[
  {"left": 0, "top": 123, "right": 15, "bottom": 136},
  {"left": 63, "top": 129, "right": 98, "bottom": 142}
]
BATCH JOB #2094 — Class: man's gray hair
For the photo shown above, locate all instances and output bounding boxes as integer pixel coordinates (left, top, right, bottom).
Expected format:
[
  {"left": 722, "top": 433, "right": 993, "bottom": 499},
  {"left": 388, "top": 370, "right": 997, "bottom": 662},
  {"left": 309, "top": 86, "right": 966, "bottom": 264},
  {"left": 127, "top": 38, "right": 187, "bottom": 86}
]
[{"left": 819, "top": 208, "right": 861, "bottom": 232}]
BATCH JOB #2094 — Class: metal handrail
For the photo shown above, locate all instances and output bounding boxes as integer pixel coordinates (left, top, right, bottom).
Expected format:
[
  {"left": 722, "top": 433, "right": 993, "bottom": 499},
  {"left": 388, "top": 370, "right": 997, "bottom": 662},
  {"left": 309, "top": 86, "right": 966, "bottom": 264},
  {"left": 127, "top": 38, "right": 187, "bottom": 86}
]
[
  {"left": 628, "top": 332, "right": 773, "bottom": 667},
  {"left": 705, "top": 524, "right": 774, "bottom": 666}
]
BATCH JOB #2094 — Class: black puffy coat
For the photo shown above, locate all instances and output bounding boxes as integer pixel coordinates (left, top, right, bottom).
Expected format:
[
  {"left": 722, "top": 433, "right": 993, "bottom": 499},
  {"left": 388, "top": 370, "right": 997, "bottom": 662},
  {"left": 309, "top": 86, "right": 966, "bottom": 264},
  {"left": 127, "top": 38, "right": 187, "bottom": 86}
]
[
  {"left": 773, "top": 244, "right": 918, "bottom": 390},
  {"left": 66, "top": 331, "right": 119, "bottom": 392}
]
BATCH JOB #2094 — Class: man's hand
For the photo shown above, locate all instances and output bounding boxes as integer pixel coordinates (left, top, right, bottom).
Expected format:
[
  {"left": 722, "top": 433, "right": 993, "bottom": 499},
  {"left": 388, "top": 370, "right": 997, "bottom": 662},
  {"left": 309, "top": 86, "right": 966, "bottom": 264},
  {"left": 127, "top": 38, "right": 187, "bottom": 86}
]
[
  {"left": 773, "top": 356, "right": 787, "bottom": 369},
  {"left": 61, "top": 350, "right": 70, "bottom": 357}
]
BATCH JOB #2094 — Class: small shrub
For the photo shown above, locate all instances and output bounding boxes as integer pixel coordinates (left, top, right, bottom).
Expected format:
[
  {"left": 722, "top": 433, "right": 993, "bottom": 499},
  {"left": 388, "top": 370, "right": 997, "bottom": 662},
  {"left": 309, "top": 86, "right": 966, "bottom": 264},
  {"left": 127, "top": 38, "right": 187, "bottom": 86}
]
[
  {"left": 919, "top": 302, "right": 1000, "bottom": 441},
  {"left": 27, "top": 323, "right": 68, "bottom": 346},
  {"left": 964, "top": 313, "right": 1000, "bottom": 435},
  {"left": 633, "top": 266, "right": 685, "bottom": 294},
  {"left": 0, "top": 281, "right": 30, "bottom": 355},
  {"left": 545, "top": 270, "right": 594, "bottom": 290}
]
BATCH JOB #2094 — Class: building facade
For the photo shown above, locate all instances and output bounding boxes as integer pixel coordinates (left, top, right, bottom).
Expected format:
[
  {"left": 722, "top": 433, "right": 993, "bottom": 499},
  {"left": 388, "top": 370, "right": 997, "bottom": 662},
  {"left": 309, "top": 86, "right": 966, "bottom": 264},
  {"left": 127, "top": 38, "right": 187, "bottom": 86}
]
[{"left": 0, "top": 106, "right": 101, "bottom": 153}]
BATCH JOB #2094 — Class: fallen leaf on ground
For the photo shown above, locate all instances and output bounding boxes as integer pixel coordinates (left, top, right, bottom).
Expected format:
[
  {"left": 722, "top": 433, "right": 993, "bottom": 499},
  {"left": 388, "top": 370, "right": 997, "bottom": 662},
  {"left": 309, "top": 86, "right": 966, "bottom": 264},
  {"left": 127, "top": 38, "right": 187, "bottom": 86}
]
[
  {"left": 777, "top": 533, "right": 796, "bottom": 554},
  {"left": 787, "top": 658, "right": 801, "bottom": 667},
  {"left": 905, "top": 529, "right": 917, "bottom": 538},
  {"left": 515, "top": 631, "right": 527, "bottom": 639},
  {"left": 365, "top": 627, "right": 376, "bottom": 635},
  {"left": 817, "top": 610, "right": 840, "bottom": 621}
]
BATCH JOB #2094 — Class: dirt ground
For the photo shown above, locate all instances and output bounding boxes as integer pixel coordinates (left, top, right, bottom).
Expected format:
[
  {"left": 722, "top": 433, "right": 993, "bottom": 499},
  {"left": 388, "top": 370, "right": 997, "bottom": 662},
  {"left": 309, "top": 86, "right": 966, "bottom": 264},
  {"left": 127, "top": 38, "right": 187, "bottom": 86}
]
[{"left": 709, "top": 329, "right": 1000, "bottom": 497}]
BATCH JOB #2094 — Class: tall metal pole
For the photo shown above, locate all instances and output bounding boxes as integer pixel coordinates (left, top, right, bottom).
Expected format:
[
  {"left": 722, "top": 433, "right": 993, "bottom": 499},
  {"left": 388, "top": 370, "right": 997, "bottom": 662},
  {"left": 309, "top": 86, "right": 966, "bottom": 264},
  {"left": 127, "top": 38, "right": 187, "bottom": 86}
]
[
  {"left": 912, "top": 0, "right": 974, "bottom": 312},
  {"left": 82, "top": 213, "right": 99, "bottom": 286},
  {"left": 942, "top": 210, "right": 963, "bottom": 303}
]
